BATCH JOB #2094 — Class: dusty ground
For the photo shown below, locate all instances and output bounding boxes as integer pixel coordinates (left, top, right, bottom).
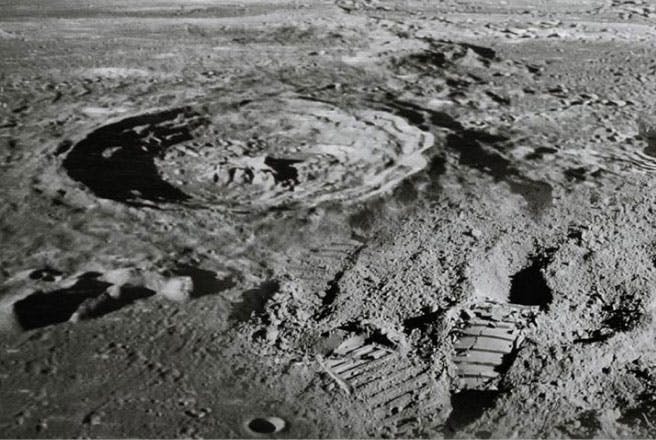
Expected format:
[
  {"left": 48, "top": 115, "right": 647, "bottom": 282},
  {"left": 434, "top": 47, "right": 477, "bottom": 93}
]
[{"left": 2, "top": 0, "right": 656, "bottom": 437}]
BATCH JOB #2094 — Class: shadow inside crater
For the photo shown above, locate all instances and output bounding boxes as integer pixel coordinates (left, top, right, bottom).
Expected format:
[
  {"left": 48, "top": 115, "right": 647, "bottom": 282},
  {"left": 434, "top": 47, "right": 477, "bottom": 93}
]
[{"left": 63, "top": 107, "right": 207, "bottom": 206}]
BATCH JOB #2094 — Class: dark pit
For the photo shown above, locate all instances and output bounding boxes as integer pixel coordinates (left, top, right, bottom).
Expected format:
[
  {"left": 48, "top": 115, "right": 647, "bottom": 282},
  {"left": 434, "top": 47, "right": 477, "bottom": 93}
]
[
  {"left": 245, "top": 416, "right": 286, "bottom": 435},
  {"left": 446, "top": 390, "right": 500, "bottom": 433},
  {"left": 248, "top": 418, "right": 277, "bottom": 434},
  {"left": 509, "top": 258, "right": 552, "bottom": 310}
]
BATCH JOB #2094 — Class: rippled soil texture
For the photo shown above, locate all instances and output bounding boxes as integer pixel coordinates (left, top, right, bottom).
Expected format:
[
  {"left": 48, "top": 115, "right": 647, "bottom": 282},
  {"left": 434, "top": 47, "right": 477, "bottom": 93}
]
[{"left": 3, "top": 0, "right": 656, "bottom": 438}]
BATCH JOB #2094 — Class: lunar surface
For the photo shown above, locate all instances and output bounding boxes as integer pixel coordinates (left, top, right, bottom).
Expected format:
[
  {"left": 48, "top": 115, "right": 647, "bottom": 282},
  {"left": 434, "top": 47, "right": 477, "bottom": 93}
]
[{"left": 3, "top": 0, "right": 656, "bottom": 438}]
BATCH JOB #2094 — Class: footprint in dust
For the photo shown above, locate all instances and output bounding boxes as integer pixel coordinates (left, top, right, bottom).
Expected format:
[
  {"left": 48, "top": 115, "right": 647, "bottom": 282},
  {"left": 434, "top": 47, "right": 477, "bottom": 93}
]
[
  {"left": 315, "top": 327, "right": 441, "bottom": 437},
  {"left": 445, "top": 254, "right": 553, "bottom": 434}
]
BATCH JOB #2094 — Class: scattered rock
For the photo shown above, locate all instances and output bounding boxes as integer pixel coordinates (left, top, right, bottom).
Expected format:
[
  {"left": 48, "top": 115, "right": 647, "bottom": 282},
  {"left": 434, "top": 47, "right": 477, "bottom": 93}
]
[{"left": 155, "top": 276, "right": 193, "bottom": 303}]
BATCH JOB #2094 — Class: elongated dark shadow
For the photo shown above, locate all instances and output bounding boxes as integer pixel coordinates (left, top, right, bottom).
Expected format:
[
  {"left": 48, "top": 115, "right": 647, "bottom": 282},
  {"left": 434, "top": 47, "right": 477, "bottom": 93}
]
[
  {"left": 12, "top": 274, "right": 154, "bottom": 330},
  {"left": 63, "top": 107, "right": 206, "bottom": 206}
]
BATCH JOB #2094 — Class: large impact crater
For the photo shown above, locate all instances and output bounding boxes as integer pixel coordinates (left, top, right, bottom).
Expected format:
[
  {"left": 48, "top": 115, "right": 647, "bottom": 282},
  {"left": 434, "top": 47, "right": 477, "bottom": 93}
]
[{"left": 63, "top": 95, "right": 435, "bottom": 210}]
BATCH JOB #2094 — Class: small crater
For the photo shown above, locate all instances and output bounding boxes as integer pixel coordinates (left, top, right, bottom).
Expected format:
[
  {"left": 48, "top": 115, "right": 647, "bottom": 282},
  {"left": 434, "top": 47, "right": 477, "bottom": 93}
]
[
  {"left": 509, "top": 257, "right": 552, "bottom": 310},
  {"left": 244, "top": 416, "right": 286, "bottom": 435}
]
